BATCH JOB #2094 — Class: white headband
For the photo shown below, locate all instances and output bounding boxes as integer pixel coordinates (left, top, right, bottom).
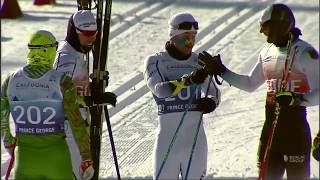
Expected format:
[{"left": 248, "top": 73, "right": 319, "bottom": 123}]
[{"left": 168, "top": 12, "right": 198, "bottom": 39}]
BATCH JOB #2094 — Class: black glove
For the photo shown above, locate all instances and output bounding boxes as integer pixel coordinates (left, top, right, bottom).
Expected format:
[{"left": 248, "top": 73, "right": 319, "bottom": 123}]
[
  {"left": 198, "top": 51, "right": 226, "bottom": 76},
  {"left": 85, "top": 92, "right": 117, "bottom": 107},
  {"left": 312, "top": 133, "right": 320, "bottom": 161},
  {"left": 275, "top": 91, "right": 303, "bottom": 107},
  {"left": 182, "top": 68, "right": 208, "bottom": 85},
  {"left": 196, "top": 97, "right": 216, "bottom": 114},
  {"left": 94, "top": 92, "right": 117, "bottom": 107}
]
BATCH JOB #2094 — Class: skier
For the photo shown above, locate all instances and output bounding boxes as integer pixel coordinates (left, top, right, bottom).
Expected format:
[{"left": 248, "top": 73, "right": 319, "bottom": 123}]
[
  {"left": 0, "top": 30, "right": 94, "bottom": 180},
  {"left": 144, "top": 12, "right": 221, "bottom": 179},
  {"left": 198, "top": 4, "right": 319, "bottom": 179},
  {"left": 53, "top": 10, "right": 116, "bottom": 179}
]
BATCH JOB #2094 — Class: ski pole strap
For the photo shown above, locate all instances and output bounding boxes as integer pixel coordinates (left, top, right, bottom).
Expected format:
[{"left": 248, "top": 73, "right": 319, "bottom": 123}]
[
  {"left": 214, "top": 74, "right": 223, "bottom": 85},
  {"left": 156, "top": 85, "right": 199, "bottom": 180}
]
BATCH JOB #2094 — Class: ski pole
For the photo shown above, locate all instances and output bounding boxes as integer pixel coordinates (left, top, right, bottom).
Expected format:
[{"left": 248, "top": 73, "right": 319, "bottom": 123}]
[
  {"left": 156, "top": 85, "right": 199, "bottom": 180},
  {"left": 5, "top": 141, "right": 16, "bottom": 180},
  {"left": 104, "top": 106, "right": 121, "bottom": 179},
  {"left": 258, "top": 103, "right": 280, "bottom": 180},
  {"left": 258, "top": 34, "right": 296, "bottom": 180},
  {"left": 5, "top": 154, "right": 14, "bottom": 180},
  {"left": 185, "top": 76, "right": 213, "bottom": 179}
]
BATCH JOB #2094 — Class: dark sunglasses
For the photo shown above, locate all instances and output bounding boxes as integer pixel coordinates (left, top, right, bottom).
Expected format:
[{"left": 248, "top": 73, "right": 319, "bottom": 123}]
[
  {"left": 175, "top": 22, "right": 199, "bottom": 30},
  {"left": 28, "top": 42, "right": 58, "bottom": 49},
  {"left": 76, "top": 27, "right": 97, "bottom": 37}
]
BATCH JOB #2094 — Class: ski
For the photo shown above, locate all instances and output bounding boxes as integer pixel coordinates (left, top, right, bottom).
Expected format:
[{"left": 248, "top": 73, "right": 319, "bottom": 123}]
[
  {"left": 90, "top": 0, "right": 120, "bottom": 179},
  {"left": 98, "top": 0, "right": 121, "bottom": 179},
  {"left": 89, "top": 0, "right": 104, "bottom": 178}
]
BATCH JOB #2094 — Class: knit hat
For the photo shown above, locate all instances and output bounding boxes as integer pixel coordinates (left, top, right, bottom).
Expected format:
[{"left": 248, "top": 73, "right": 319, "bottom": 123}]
[
  {"left": 73, "top": 10, "right": 97, "bottom": 32},
  {"left": 27, "top": 30, "right": 58, "bottom": 67},
  {"left": 168, "top": 12, "right": 198, "bottom": 39},
  {"left": 260, "top": 4, "right": 295, "bottom": 29}
]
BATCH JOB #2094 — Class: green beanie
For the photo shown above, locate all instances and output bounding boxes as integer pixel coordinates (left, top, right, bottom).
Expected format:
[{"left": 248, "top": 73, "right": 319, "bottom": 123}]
[{"left": 27, "top": 30, "right": 58, "bottom": 67}]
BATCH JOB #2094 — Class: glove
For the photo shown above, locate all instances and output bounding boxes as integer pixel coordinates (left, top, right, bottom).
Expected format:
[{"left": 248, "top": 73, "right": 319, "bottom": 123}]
[
  {"left": 275, "top": 91, "right": 303, "bottom": 107},
  {"left": 196, "top": 97, "right": 216, "bottom": 114},
  {"left": 312, "top": 134, "right": 320, "bottom": 161},
  {"left": 182, "top": 68, "right": 208, "bottom": 85},
  {"left": 80, "top": 160, "right": 94, "bottom": 180},
  {"left": 94, "top": 92, "right": 117, "bottom": 107},
  {"left": 85, "top": 92, "right": 117, "bottom": 107},
  {"left": 198, "top": 51, "right": 226, "bottom": 76},
  {"left": 169, "top": 68, "right": 208, "bottom": 96}
]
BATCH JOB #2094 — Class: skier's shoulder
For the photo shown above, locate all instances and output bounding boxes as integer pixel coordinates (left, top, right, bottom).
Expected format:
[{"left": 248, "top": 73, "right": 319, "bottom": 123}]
[
  {"left": 145, "top": 50, "right": 167, "bottom": 64},
  {"left": 1, "top": 73, "right": 14, "bottom": 93},
  {"left": 48, "top": 69, "right": 67, "bottom": 77},
  {"left": 294, "top": 39, "right": 319, "bottom": 60},
  {"left": 57, "top": 41, "right": 77, "bottom": 54},
  {"left": 43, "top": 69, "right": 66, "bottom": 83},
  {"left": 55, "top": 41, "right": 81, "bottom": 63},
  {"left": 259, "top": 42, "right": 274, "bottom": 57},
  {"left": 54, "top": 42, "right": 79, "bottom": 70},
  {"left": 47, "top": 69, "right": 73, "bottom": 87},
  {"left": 8, "top": 67, "right": 25, "bottom": 80}
]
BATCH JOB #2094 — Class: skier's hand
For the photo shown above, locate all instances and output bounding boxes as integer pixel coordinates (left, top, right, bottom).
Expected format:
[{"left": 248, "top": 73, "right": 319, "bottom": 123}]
[
  {"left": 80, "top": 160, "right": 94, "bottom": 180},
  {"left": 169, "top": 68, "right": 208, "bottom": 96},
  {"left": 198, "top": 51, "right": 226, "bottom": 76},
  {"left": 312, "top": 134, "right": 320, "bottom": 161},
  {"left": 182, "top": 68, "right": 208, "bottom": 85},
  {"left": 275, "top": 91, "right": 303, "bottom": 107},
  {"left": 196, "top": 97, "right": 216, "bottom": 114},
  {"left": 94, "top": 92, "right": 117, "bottom": 107}
]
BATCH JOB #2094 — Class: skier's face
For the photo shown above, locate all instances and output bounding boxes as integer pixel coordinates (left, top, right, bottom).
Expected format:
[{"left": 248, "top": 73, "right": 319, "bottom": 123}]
[
  {"left": 260, "top": 21, "right": 291, "bottom": 47},
  {"left": 78, "top": 31, "right": 97, "bottom": 50},
  {"left": 172, "top": 31, "right": 197, "bottom": 55}
]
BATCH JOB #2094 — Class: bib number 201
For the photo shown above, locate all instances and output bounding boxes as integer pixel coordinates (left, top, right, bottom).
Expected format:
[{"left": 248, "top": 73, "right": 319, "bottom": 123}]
[{"left": 13, "top": 105, "right": 56, "bottom": 125}]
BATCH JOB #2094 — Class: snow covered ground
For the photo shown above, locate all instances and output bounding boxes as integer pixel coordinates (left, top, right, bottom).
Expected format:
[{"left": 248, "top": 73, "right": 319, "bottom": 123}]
[{"left": 1, "top": 0, "right": 319, "bottom": 179}]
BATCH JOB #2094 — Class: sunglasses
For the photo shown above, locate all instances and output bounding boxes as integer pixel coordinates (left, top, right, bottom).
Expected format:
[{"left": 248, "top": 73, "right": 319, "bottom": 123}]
[
  {"left": 28, "top": 42, "right": 58, "bottom": 49},
  {"left": 76, "top": 28, "right": 97, "bottom": 37},
  {"left": 175, "top": 22, "right": 199, "bottom": 30}
]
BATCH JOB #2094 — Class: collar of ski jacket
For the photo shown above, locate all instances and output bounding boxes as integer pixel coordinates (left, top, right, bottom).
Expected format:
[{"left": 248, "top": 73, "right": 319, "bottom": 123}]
[
  {"left": 165, "top": 41, "right": 191, "bottom": 60},
  {"left": 23, "top": 65, "right": 51, "bottom": 79},
  {"left": 65, "top": 14, "right": 89, "bottom": 54}
]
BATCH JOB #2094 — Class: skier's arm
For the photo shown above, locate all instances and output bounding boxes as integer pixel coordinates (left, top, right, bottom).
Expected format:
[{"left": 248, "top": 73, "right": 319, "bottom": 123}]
[
  {"left": 0, "top": 76, "right": 15, "bottom": 148},
  {"left": 300, "top": 48, "right": 319, "bottom": 106},
  {"left": 54, "top": 53, "right": 77, "bottom": 77},
  {"left": 222, "top": 59, "right": 265, "bottom": 92},
  {"left": 144, "top": 56, "right": 174, "bottom": 98},
  {"left": 60, "top": 75, "right": 91, "bottom": 160}
]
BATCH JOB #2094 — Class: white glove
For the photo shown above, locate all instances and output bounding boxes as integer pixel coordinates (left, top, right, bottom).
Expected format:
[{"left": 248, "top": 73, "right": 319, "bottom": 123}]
[{"left": 80, "top": 160, "right": 94, "bottom": 180}]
